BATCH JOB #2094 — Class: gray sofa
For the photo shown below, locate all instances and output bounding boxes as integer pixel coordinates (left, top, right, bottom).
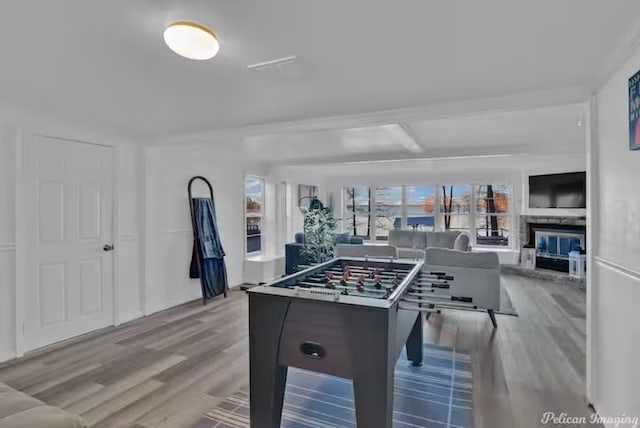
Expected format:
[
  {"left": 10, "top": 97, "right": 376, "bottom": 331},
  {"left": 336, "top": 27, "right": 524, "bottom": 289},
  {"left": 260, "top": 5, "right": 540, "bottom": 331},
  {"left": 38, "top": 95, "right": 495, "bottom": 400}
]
[
  {"left": 0, "top": 382, "right": 87, "bottom": 428},
  {"left": 334, "top": 244, "right": 398, "bottom": 259},
  {"left": 388, "top": 230, "right": 471, "bottom": 259},
  {"left": 423, "top": 247, "right": 501, "bottom": 327}
]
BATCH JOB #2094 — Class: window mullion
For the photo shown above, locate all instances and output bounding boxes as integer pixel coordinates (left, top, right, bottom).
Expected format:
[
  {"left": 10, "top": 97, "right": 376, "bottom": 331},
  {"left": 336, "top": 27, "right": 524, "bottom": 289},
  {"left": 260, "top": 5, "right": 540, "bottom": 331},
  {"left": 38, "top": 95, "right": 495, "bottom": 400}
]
[
  {"left": 434, "top": 184, "right": 441, "bottom": 231},
  {"left": 370, "top": 186, "right": 376, "bottom": 242},
  {"left": 470, "top": 185, "right": 477, "bottom": 246}
]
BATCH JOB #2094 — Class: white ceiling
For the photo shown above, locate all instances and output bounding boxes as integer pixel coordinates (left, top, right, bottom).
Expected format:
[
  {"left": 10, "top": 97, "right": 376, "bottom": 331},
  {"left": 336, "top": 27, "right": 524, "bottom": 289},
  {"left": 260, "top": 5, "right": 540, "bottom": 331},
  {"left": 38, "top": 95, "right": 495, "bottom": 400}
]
[
  {"left": 0, "top": 0, "right": 639, "bottom": 139},
  {"left": 239, "top": 103, "right": 586, "bottom": 164}
]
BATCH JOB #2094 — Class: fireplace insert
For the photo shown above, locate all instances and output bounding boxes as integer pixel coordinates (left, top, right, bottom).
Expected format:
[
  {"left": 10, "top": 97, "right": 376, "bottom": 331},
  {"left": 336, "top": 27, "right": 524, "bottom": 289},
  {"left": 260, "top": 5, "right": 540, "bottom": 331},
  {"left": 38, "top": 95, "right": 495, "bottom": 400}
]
[{"left": 527, "top": 223, "right": 586, "bottom": 272}]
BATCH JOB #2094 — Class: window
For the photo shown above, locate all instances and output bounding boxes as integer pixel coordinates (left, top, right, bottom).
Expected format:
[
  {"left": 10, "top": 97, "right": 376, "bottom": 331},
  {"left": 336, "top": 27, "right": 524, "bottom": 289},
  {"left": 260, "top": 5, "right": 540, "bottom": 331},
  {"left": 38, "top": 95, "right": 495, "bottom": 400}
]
[
  {"left": 245, "top": 176, "right": 264, "bottom": 254},
  {"left": 341, "top": 183, "right": 513, "bottom": 247},
  {"left": 475, "top": 184, "right": 510, "bottom": 246},
  {"left": 405, "top": 185, "right": 436, "bottom": 231},
  {"left": 375, "top": 186, "right": 402, "bottom": 241},
  {"left": 343, "top": 186, "right": 371, "bottom": 239},
  {"left": 440, "top": 184, "right": 471, "bottom": 233}
]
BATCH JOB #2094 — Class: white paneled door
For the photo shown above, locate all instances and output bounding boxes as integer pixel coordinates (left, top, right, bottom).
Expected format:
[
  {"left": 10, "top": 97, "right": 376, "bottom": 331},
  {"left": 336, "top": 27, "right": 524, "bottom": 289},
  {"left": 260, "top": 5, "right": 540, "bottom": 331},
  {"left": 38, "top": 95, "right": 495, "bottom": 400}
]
[{"left": 23, "top": 134, "right": 114, "bottom": 352}]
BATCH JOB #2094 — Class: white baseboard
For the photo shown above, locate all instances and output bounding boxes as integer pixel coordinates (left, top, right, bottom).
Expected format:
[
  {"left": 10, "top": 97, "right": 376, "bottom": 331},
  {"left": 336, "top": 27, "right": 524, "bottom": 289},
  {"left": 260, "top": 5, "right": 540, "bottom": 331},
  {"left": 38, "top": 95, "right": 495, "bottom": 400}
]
[
  {"left": 117, "top": 310, "right": 144, "bottom": 325},
  {"left": 144, "top": 294, "right": 202, "bottom": 316},
  {"left": 0, "top": 352, "right": 17, "bottom": 364}
]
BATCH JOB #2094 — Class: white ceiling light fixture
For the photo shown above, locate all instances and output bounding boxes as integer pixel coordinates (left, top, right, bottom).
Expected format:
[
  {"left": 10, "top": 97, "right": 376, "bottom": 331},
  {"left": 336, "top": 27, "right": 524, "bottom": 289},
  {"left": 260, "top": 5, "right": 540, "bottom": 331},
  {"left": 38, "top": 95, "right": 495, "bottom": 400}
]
[{"left": 164, "top": 21, "right": 219, "bottom": 60}]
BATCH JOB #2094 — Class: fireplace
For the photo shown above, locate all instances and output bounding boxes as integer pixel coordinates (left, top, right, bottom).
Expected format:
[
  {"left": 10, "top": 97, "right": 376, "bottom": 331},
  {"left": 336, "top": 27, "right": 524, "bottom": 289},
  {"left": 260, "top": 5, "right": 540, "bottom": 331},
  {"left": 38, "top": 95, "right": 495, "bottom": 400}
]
[{"left": 519, "top": 215, "right": 587, "bottom": 273}]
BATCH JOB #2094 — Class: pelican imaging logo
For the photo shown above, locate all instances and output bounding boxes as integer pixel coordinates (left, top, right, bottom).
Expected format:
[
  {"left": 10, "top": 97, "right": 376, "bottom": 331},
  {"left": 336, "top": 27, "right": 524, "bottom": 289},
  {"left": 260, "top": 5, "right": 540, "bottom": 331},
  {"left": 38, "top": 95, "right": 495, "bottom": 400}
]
[
  {"left": 629, "top": 69, "right": 640, "bottom": 150},
  {"left": 541, "top": 412, "right": 639, "bottom": 427}
]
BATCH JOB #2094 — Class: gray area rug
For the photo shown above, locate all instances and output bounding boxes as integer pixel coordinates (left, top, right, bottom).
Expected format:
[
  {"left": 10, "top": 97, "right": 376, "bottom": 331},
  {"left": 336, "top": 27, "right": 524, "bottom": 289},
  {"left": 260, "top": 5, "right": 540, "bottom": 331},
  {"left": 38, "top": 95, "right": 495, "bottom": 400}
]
[
  {"left": 498, "top": 283, "right": 517, "bottom": 316},
  {"left": 193, "top": 343, "right": 473, "bottom": 428}
]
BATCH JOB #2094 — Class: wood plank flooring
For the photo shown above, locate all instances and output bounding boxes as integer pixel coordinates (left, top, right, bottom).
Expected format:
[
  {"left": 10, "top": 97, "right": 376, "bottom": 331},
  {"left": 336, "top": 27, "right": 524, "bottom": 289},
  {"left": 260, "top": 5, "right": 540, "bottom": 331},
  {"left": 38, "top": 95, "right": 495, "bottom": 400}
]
[{"left": 0, "top": 274, "right": 595, "bottom": 428}]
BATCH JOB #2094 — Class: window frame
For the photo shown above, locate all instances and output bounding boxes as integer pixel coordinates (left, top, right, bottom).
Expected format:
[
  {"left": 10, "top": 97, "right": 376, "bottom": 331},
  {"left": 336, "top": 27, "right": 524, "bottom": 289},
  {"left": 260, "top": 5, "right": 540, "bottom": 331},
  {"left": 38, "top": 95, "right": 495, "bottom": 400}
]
[
  {"left": 245, "top": 175, "right": 265, "bottom": 255},
  {"left": 341, "top": 183, "right": 514, "bottom": 249},
  {"left": 342, "top": 185, "right": 373, "bottom": 240},
  {"left": 473, "top": 184, "right": 512, "bottom": 248}
]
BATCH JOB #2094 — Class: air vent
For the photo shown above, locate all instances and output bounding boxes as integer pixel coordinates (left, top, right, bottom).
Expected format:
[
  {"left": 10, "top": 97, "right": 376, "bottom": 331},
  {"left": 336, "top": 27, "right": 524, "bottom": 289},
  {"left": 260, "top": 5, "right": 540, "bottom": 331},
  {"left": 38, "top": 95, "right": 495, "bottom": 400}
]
[{"left": 247, "top": 55, "right": 297, "bottom": 71}]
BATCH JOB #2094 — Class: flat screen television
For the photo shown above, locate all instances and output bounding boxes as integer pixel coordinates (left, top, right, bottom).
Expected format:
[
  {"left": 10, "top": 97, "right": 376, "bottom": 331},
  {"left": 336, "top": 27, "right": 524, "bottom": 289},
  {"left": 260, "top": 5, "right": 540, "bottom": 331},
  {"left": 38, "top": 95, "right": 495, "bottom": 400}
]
[{"left": 529, "top": 172, "right": 586, "bottom": 208}]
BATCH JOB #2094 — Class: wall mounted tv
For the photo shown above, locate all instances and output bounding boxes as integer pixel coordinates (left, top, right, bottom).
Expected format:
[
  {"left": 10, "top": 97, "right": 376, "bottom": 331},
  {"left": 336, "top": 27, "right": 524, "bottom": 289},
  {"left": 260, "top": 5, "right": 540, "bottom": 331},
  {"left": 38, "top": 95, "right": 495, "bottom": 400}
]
[{"left": 529, "top": 172, "right": 586, "bottom": 209}]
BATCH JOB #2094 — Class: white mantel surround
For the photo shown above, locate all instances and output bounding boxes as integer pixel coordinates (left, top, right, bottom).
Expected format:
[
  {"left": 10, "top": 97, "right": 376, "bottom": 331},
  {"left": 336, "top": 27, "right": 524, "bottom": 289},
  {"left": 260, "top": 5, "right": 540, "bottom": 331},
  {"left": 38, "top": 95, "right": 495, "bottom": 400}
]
[{"left": 519, "top": 214, "right": 587, "bottom": 249}]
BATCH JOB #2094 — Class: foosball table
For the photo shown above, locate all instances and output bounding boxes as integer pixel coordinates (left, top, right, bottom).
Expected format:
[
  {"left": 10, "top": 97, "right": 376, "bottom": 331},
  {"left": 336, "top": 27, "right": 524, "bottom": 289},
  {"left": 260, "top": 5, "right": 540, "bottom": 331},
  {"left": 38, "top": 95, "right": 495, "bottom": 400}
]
[{"left": 247, "top": 256, "right": 448, "bottom": 428}]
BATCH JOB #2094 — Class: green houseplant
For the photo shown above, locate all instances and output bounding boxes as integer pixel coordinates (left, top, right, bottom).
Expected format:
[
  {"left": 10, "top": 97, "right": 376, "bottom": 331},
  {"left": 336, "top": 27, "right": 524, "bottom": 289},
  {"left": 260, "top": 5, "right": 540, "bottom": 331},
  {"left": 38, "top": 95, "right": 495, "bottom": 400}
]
[{"left": 300, "top": 205, "right": 337, "bottom": 264}]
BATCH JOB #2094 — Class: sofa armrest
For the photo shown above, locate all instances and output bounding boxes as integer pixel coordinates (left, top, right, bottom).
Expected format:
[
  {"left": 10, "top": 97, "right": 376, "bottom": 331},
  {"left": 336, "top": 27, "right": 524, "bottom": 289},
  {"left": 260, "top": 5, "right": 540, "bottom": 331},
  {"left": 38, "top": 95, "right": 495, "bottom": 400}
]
[
  {"left": 453, "top": 233, "right": 471, "bottom": 252},
  {"left": 285, "top": 243, "right": 312, "bottom": 275}
]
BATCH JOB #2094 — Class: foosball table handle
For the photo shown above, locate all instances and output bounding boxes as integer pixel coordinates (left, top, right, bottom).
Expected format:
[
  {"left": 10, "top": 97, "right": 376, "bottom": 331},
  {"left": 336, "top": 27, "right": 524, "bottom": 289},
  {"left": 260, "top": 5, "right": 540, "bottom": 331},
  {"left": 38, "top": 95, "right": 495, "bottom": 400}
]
[{"left": 300, "top": 342, "right": 326, "bottom": 359}]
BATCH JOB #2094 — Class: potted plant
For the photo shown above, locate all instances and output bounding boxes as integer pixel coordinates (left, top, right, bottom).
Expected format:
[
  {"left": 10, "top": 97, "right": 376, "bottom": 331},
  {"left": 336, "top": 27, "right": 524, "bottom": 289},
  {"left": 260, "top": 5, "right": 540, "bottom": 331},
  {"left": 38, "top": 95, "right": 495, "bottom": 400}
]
[{"left": 300, "top": 204, "right": 337, "bottom": 264}]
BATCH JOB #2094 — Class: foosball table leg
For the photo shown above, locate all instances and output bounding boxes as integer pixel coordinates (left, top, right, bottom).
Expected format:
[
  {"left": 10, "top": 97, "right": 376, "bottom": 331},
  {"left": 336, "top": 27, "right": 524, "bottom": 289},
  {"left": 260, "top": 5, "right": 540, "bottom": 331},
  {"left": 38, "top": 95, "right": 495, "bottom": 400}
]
[
  {"left": 488, "top": 309, "right": 498, "bottom": 328},
  {"left": 347, "top": 310, "right": 395, "bottom": 428},
  {"left": 405, "top": 313, "right": 424, "bottom": 367},
  {"left": 352, "top": 357, "right": 395, "bottom": 428},
  {"left": 249, "top": 295, "right": 291, "bottom": 428}
]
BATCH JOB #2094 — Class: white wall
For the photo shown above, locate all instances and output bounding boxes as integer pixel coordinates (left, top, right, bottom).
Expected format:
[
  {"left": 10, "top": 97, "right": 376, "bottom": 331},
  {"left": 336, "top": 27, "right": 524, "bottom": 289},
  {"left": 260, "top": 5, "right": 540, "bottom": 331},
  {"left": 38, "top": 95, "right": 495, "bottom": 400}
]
[
  {"left": 588, "top": 40, "right": 640, "bottom": 426},
  {"left": 269, "top": 169, "right": 327, "bottom": 242},
  {"left": 114, "top": 144, "right": 145, "bottom": 323},
  {"left": 0, "top": 123, "right": 17, "bottom": 362},
  {"left": 144, "top": 145, "right": 265, "bottom": 313}
]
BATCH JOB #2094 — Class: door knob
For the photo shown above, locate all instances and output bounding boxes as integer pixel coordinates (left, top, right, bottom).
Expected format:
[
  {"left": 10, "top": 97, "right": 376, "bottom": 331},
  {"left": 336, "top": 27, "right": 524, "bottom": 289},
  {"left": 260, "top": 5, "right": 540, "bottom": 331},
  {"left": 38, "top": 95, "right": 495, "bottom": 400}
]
[{"left": 103, "top": 244, "right": 115, "bottom": 252}]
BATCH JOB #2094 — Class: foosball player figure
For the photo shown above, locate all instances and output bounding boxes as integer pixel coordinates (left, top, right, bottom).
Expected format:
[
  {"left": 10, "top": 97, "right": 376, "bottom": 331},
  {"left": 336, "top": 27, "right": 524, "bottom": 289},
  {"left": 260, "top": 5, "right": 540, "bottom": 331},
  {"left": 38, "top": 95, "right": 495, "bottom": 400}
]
[
  {"left": 373, "top": 275, "right": 383, "bottom": 290},
  {"left": 324, "top": 271, "right": 335, "bottom": 288},
  {"left": 383, "top": 287, "right": 393, "bottom": 299},
  {"left": 340, "top": 266, "right": 350, "bottom": 287},
  {"left": 391, "top": 277, "right": 401, "bottom": 290},
  {"left": 356, "top": 274, "right": 365, "bottom": 293},
  {"left": 341, "top": 288, "right": 349, "bottom": 296},
  {"left": 342, "top": 264, "right": 350, "bottom": 277}
]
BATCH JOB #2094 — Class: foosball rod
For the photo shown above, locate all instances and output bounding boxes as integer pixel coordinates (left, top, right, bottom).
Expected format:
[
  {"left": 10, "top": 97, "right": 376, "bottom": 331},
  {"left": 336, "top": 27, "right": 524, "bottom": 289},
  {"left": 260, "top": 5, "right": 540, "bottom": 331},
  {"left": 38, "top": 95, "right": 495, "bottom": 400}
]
[
  {"left": 401, "top": 295, "right": 477, "bottom": 309},
  {"left": 323, "top": 266, "right": 409, "bottom": 278},
  {"left": 398, "top": 302, "right": 441, "bottom": 314},
  {"left": 297, "top": 281, "right": 388, "bottom": 294},
  {"left": 300, "top": 277, "right": 391, "bottom": 289}
]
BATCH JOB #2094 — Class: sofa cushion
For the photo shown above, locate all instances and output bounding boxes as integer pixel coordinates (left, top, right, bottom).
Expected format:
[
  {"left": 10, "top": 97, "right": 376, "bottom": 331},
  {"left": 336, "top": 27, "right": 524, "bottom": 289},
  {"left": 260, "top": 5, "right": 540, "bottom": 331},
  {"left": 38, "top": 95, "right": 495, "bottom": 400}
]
[
  {"left": 397, "top": 248, "right": 425, "bottom": 260},
  {"left": 334, "top": 244, "right": 398, "bottom": 259},
  {"left": 388, "top": 230, "right": 427, "bottom": 250},
  {"left": 0, "top": 385, "right": 42, "bottom": 419},
  {"left": 426, "top": 231, "right": 461, "bottom": 249},
  {"left": 0, "top": 382, "right": 87, "bottom": 428},
  {"left": 334, "top": 233, "right": 351, "bottom": 244},
  {"left": 424, "top": 248, "right": 499, "bottom": 269}
]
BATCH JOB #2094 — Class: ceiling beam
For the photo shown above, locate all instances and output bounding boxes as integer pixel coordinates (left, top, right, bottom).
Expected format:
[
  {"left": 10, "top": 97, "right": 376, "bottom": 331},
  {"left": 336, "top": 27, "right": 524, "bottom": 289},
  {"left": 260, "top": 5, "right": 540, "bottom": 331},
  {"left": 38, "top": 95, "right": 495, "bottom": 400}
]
[
  {"left": 380, "top": 123, "right": 423, "bottom": 153},
  {"left": 154, "top": 86, "right": 590, "bottom": 146}
]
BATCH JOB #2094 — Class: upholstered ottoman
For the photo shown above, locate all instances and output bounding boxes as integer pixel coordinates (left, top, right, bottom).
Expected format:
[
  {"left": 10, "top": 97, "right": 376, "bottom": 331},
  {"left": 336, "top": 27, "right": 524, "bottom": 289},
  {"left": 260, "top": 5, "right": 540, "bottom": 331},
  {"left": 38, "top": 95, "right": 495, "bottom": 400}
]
[{"left": 0, "top": 382, "right": 87, "bottom": 428}]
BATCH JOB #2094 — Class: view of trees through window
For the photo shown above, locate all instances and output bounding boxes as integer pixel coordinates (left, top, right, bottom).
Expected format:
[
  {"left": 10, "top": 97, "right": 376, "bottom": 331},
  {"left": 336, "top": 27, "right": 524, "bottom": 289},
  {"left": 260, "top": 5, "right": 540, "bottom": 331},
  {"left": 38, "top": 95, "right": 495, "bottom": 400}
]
[
  {"left": 343, "top": 186, "right": 371, "bottom": 239},
  {"left": 343, "top": 183, "right": 510, "bottom": 246},
  {"left": 440, "top": 184, "right": 471, "bottom": 233},
  {"left": 375, "top": 187, "right": 402, "bottom": 241},
  {"left": 245, "top": 177, "right": 263, "bottom": 253},
  {"left": 475, "top": 184, "right": 510, "bottom": 246}
]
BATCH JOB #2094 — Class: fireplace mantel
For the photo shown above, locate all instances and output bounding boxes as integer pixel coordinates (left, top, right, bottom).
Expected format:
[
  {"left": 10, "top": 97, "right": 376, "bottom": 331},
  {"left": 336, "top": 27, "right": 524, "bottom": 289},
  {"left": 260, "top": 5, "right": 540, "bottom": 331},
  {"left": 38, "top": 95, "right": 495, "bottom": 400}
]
[{"left": 519, "top": 215, "right": 586, "bottom": 248}]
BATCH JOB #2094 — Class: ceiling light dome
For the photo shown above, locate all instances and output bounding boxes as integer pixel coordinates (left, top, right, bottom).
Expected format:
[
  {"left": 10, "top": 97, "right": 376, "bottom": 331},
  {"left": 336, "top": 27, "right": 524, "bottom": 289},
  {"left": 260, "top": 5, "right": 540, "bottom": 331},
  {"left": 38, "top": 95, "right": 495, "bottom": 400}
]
[{"left": 163, "top": 21, "right": 219, "bottom": 60}]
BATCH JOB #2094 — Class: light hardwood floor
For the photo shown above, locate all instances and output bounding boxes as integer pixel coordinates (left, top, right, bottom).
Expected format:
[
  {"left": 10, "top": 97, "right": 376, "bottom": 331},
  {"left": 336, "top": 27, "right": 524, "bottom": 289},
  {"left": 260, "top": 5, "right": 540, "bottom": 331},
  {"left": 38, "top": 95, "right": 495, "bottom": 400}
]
[{"left": 0, "top": 274, "right": 595, "bottom": 428}]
